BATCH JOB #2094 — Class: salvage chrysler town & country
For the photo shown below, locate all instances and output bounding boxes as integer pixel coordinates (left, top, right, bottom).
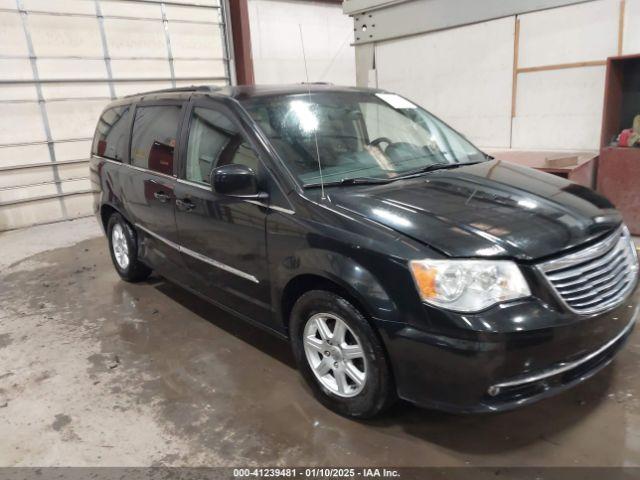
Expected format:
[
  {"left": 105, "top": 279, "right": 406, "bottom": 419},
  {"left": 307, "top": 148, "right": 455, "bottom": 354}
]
[{"left": 90, "top": 85, "right": 639, "bottom": 418}]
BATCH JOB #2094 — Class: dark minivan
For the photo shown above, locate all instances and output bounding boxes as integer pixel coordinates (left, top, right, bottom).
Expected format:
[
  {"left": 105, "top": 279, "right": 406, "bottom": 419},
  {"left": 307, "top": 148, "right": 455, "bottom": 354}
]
[{"left": 90, "top": 84, "right": 639, "bottom": 418}]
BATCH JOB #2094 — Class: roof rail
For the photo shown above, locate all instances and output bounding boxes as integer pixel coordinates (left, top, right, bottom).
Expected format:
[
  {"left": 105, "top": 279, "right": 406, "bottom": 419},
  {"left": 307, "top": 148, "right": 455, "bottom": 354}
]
[{"left": 125, "top": 85, "right": 222, "bottom": 98}]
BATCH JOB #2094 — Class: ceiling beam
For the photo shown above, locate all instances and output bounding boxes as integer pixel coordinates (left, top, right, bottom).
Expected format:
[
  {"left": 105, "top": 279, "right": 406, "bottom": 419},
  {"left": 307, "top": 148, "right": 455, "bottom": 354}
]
[{"left": 347, "top": 0, "right": 595, "bottom": 45}]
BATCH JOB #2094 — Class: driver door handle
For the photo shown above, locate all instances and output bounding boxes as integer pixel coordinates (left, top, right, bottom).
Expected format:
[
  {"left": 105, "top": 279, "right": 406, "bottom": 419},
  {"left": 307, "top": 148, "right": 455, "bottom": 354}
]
[{"left": 176, "top": 198, "right": 196, "bottom": 212}]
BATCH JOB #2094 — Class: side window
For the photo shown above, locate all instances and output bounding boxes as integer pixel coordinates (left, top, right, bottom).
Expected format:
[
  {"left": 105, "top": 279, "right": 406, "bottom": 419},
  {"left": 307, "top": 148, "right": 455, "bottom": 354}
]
[
  {"left": 185, "top": 107, "right": 260, "bottom": 185},
  {"left": 92, "top": 105, "right": 132, "bottom": 161},
  {"left": 130, "top": 105, "right": 182, "bottom": 175}
]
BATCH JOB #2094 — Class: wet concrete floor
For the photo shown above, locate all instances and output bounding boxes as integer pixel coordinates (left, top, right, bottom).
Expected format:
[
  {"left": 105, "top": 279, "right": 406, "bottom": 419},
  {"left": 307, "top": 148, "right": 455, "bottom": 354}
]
[{"left": 0, "top": 234, "right": 639, "bottom": 466}]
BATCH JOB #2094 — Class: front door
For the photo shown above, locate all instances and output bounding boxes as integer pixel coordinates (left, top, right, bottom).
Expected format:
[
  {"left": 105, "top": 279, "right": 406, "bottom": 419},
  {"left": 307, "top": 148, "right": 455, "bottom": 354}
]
[{"left": 173, "top": 102, "right": 272, "bottom": 325}]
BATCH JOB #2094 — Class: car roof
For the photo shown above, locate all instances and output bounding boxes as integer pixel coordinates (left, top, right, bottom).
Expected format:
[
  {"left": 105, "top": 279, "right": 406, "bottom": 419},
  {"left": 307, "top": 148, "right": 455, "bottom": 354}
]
[
  {"left": 217, "top": 83, "right": 383, "bottom": 100},
  {"left": 119, "top": 83, "right": 384, "bottom": 104}
]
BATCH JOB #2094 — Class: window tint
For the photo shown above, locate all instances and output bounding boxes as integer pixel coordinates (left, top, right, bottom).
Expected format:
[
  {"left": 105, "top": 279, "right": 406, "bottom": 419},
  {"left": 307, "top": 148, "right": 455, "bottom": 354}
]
[
  {"left": 185, "top": 107, "right": 260, "bottom": 184},
  {"left": 92, "top": 105, "right": 132, "bottom": 161},
  {"left": 130, "top": 105, "right": 182, "bottom": 175}
]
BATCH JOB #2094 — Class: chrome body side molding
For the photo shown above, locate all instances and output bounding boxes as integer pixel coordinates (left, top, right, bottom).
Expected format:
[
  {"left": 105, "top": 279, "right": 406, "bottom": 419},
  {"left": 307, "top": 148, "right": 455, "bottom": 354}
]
[{"left": 135, "top": 223, "right": 260, "bottom": 284}]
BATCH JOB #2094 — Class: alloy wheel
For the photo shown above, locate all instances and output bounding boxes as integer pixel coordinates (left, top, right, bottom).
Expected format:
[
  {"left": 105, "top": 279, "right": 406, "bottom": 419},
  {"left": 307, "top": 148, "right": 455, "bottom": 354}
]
[
  {"left": 303, "top": 312, "right": 367, "bottom": 398},
  {"left": 111, "top": 223, "right": 130, "bottom": 270}
]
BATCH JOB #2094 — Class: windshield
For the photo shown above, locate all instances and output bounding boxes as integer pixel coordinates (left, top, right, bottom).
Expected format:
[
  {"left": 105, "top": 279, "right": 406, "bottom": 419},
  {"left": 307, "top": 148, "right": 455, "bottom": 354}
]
[{"left": 241, "top": 91, "right": 486, "bottom": 186}]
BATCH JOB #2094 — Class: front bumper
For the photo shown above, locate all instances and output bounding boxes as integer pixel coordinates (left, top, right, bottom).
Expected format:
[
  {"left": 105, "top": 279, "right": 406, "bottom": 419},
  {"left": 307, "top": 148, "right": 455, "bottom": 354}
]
[{"left": 377, "top": 297, "right": 638, "bottom": 413}]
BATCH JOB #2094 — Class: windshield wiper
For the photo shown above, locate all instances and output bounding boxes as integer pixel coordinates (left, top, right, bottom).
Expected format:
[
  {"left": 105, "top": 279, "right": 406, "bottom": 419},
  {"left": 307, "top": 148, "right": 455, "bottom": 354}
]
[
  {"left": 304, "top": 177, "right": 392, "bottom": 188},
  {"left": 303, "top": 161, "right": 485, "bottom": 188},
  {"left": 392, "top": 161, "right": 482, "bottom": 180}
]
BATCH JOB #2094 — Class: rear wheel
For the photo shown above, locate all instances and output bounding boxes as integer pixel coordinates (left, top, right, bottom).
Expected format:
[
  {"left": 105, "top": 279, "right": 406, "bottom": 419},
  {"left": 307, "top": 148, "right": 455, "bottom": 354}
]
[
  {"left": 107, "top": 213, "right": 152, "bottom": 282},
  {"left": 290, "top": 290, "right": 395, "bottom": 418}
]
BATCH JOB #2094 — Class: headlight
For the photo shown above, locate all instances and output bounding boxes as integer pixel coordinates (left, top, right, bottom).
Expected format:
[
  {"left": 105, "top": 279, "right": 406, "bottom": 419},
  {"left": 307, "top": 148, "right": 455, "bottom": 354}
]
[{"left": 409, "top": 259, "right": 531, "bottom": 312}]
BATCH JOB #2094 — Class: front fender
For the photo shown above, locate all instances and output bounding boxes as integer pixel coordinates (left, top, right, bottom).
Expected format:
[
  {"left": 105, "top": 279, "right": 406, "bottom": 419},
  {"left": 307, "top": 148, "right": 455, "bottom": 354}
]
[{"left": 274, "top": 247, "right": 401, "bottom": 324}]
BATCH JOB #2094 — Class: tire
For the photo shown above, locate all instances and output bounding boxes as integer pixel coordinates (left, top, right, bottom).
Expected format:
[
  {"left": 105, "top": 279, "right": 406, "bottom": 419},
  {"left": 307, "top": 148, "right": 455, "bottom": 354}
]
[
  {"left": 107, "top": 213, "right": 152, "bottom": 282},
  {"left": 290, "top": 290, "right": 395, "bottom": 418}
]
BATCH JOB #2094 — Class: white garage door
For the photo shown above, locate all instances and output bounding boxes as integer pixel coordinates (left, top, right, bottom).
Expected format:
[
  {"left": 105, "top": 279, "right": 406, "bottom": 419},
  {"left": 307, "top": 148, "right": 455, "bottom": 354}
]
[{"left": 0, "top": 0, "right": 233, "bottom": 231}]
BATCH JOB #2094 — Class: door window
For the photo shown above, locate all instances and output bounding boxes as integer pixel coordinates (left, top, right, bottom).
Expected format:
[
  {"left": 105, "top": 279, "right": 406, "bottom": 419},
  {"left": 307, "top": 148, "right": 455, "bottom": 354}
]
[
  {"left": 92, "top": 105, "right": 132, "bottom": 161},
  {"left": 185, "top": 107, "right": 260, "bottom": 185},
  {"left": 130, "top": 105, "right": 182, "bottom": 175}
]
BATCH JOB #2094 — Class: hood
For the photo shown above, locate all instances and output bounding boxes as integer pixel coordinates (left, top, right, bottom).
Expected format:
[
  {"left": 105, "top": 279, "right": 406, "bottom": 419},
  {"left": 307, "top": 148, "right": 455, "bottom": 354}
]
[{"left": 327, "top": 160, "right": 622, "bottom": 261}]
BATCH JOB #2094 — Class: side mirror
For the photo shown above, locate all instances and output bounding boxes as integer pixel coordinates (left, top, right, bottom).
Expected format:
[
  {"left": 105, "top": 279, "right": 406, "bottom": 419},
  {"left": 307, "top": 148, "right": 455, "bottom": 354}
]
[{"left": 211, "top": 164, "right": 268, "bottom": 200}]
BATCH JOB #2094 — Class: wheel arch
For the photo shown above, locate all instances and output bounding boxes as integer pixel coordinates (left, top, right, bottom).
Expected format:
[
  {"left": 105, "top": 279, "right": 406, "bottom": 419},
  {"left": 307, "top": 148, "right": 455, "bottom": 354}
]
[
  {"left": 281, "top": 271, "right": 399, "bottom": 404},
  {"left": 280, "top": 273, "right": 374, "bottom": 334},
  {"left": 100, "top": 203, "right": 132, "bottom": 233}
]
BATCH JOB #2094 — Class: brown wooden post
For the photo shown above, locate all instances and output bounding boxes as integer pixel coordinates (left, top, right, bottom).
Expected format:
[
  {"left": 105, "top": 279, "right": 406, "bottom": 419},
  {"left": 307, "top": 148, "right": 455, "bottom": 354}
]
[{"left": 228, "top": 0, "right": 255, "bottom": 85}]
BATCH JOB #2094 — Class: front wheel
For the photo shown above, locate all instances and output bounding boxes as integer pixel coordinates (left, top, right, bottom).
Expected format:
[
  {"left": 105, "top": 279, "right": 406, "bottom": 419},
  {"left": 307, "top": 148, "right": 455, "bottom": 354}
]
[{"left": 290, "top": 290, "right": 395, "bottom": 418}]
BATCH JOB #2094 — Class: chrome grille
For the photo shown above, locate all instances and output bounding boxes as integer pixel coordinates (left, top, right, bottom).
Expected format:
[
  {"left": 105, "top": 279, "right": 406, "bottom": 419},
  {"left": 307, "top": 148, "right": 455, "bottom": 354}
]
[{"left": 539, "top": 226, "right": 639, "bottom": 314}]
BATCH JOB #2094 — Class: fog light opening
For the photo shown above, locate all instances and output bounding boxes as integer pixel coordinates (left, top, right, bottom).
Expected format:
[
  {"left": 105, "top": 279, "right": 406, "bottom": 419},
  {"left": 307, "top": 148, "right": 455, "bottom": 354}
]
[{"left": 488, "top": 386, "right": 500, "bottom": 397}]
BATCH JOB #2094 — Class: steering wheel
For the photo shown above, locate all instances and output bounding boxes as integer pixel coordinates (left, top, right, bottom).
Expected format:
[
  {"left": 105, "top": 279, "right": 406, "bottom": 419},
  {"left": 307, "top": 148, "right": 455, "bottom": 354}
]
[{"left": 368, "top": 137, "right": 393, "bottom": 149}]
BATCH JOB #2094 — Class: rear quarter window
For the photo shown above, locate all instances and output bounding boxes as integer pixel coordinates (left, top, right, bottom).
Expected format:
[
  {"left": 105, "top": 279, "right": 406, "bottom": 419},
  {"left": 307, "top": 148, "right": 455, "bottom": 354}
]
[{"left": 92, "top": 105, "right": 132, "bottom": 162}]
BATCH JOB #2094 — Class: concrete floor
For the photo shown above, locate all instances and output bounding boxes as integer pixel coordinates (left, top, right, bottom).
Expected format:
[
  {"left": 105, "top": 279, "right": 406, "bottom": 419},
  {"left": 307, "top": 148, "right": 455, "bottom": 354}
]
[{"left": 1, "top": 218, "right": 639, "bottom": 467}]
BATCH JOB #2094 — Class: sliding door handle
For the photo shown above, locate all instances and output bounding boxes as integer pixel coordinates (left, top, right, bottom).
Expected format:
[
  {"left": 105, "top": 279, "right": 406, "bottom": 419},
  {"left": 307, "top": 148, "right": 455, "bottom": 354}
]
[{"left": 153, "top": 191, "right": 170, "bottom": 203}]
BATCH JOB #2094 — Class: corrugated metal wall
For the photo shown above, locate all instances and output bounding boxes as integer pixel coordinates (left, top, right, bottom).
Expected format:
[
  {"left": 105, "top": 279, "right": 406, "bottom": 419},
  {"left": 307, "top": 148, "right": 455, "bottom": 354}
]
[
  {"left": 247, "top": 0, "right": 355, "bottom": 86},
  {"left": 0, "top": 0, "right": 233, "bottom": 231},
  {"left": 358, "top": 0, "right": 640, "bottom": 152}
]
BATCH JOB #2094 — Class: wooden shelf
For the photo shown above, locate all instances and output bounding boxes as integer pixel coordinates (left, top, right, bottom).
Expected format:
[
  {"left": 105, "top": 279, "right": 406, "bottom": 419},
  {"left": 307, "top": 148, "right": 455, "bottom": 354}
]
[
  {"left": 601, "top": 146, "right": 640, "bottom": 154},
  {"left": 487, "top": 149, "right": 598, "bottom": 188},
  {"left": 598, "top": 54, "right": 640, "bottom": 234}
]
